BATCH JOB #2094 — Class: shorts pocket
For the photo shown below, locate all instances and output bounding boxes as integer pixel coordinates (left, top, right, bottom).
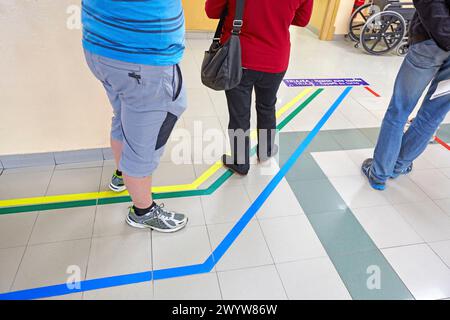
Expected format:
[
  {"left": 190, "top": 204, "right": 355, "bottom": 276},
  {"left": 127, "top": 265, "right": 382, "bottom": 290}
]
[
  {"left": 172, "top": 64, "right": 183, "bottom": 102},
  {"left": 155, "top": 112, "right": 178, "bottom": 150}
]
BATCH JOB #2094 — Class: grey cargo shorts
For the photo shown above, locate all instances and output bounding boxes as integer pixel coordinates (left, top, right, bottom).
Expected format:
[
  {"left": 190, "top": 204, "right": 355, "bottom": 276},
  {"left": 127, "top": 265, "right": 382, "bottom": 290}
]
[{"left": 84, "top": 50, "right": 187, "bottom": 177}]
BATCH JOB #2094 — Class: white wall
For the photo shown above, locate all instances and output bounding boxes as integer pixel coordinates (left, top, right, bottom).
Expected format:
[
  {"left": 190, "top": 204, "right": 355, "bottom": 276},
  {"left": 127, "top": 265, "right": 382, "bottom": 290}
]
[
  {"left": 334, "top": 0, "right": 355, "bottom": 35},
  {"left": 0, "top": 0, "right": 112, "bottom": 155}
]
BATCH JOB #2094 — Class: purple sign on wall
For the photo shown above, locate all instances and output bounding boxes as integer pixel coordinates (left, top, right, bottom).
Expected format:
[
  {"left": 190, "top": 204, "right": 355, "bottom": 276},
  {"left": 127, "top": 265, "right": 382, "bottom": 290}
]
[{"left": 283, "top": 78, "right": 370, "bottom": 87}]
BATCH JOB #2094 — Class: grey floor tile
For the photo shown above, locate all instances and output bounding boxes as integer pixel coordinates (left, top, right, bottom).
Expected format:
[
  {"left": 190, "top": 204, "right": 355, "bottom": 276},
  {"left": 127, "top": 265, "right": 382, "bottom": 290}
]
[
  {"left": 359, "top": 127, "right": 381, "bottom": 145},
  {"left": 307, "top": 210, "right": 378, "bottom": 257},
  {"left": 29, "top": 207, "right": 96, "bottom": 245},
  {"left": 54, "top": 149, "right": 103, "bottom": 165},
  {"left": 157, "top": 196, "right": 206, "bottom": 227},
  {"left": 201, "top": 185, "right": 252, "bottom": 225},
  {"left": 281, "top": 153, "right": 327, "bottom": 182},
  {"left": 0, "top": 246, "right": 25, "bottom": 293},
  {"left": 12, "top": 239, "right": 91, "bottom": 291},
  {"left": 83, "top": 282, "right": 153, "bottom": 300},
  {"left": 0, "top": 169, "right": 53, "bottom": 200},
  {"left": 331, "top": 129, "right": 374, "bottom": 150},
  {"left": 46, "top": 167, "right": 102, "bottom": 196},
  {"left": 208, "top": 221, "right": 273, "bottom": 272},
  {"left": 331, "top": 249, "right": 413, "bottom": 300},
  {"left": 152, "top": 225, "right": 212, "bottom": 270},
  {"left": 154, "top": 273, "right": 222, "bottom": 300},
  {"left": 86, "top": 233, "right": 152, "bottom": 279},
  {"left": 0, "top": 213, "right": 37, "bottom": 249},
  {"left": 218, "top": 265, "right": 287, "bottom": 300},
  {"left": 93, "top": 202, "right": 144, "bottom": 238},
  {"left": 305, "top": 131, "right": 343, "bottom": 153},
  {"left": 288, "top": 179, "right": 348, "bottom": 215}
]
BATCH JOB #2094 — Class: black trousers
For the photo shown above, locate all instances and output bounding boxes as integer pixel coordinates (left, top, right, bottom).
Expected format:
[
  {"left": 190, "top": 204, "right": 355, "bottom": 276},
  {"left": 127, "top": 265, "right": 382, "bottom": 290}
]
[{"left": 225, "top": 69, "right": 286, "bottom": 166}]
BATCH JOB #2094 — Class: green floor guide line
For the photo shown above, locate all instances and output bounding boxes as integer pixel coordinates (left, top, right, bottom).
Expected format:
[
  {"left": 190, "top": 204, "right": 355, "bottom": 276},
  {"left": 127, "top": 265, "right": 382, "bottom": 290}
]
[
  {"left": 279, "top": 128, "right": 415, "bottom": 300},
  {"left": 0, "top": 89, "right": 324, "bottom": 215}
]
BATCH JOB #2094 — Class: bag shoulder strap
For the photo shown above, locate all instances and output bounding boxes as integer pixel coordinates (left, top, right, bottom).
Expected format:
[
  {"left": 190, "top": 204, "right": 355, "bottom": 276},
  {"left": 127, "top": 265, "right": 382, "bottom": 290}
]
[
  {"left": 213, "top": 0, "right": 246, "bottom": 42},
  {"left": 232, "top": 0, "right": 245, "bottom": 35}
]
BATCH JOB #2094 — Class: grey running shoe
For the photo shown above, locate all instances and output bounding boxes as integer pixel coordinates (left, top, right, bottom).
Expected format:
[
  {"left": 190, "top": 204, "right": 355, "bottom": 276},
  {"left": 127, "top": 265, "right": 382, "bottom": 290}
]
[
  {"left": 126, "top": 204, "right": 188, "bottom": 233},
  {"left": 109, "top": 171, "right": 126, "bottom": 192}
]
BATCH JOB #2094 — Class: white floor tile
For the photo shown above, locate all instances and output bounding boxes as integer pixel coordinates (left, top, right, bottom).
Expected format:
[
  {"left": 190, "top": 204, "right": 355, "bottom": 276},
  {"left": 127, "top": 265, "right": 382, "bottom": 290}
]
[
  {"left": 382, "top": 244, "right": 450, "bottom": 300},
  {"left": 383, "top": 176, "right": 431, "bottom": 205},
  {"left": 429, "top": 240, "right": 450, "bottom": 268},
  {"left": 277, "top": 257, "right": 351, "bottom": 300},
  {"left": 218, "top": 265, "right": 287, "bottom": 300},
  {"left": 12, "top": 239, "right": 90, "bottom": 291},
  {"left": 29, "top": 207, "right": 95, "bottom": 244},
  {"left": 352, "top": 205, "right": 423, "bottom": 248},
  {"left": 435, "top": 198, "right": 450, "bottom": 216},
  {"left": 259, "top": 215, "right": 326, "bottom": 263},
  {"left": 340, "top": 97, "right": 380, "bottom": 128},
  {"left": 329, "top": 175, "right": 390, "bottom": 209},
  {"left": 422, "top": 144, "right": 450, "bottom": 169},
  {"left": 87, "top": 233, "right": 151, "bottom": 279},
  {"left": 312, "top": 151, "right": 361, "bottom": 177},
  {"left": 0, "top": 246, "right": 25, "bottom": 293},
  {"left": 394, "top": 201, "right": 450, "bottom": 242},
  {"left": 208, "top": 221, "right": 273, "bottom": 271},
  {"left": 245, "top": 180, "right": 304, "bottom": 220},
  {"left": 152, "top": 225, "right": 212, "bottom": 270},
  {"left": 409, "top": 169, "right": 450, "bottom": 200},
  {"left": 154, "top": 273, "right": 222, "bottom": 300}
]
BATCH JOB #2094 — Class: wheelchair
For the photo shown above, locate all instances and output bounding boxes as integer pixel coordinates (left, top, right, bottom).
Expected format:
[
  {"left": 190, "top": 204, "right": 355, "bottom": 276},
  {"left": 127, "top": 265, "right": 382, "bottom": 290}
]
[{"left": 347, "top": 0, "right": 416, "bottom": 56}]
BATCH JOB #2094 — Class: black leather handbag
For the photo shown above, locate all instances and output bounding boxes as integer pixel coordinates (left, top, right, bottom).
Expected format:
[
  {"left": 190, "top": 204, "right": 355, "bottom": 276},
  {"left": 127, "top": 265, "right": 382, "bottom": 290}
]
[{"left": 201, "top": 0, "right": 245, "bottom": 91}]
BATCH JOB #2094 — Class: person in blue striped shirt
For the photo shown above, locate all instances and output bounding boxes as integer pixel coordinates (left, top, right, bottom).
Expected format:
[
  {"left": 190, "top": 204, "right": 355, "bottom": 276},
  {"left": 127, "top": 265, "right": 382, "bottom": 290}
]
[{"left": 82, "top": 0, "right": 189, "bottom": 232}]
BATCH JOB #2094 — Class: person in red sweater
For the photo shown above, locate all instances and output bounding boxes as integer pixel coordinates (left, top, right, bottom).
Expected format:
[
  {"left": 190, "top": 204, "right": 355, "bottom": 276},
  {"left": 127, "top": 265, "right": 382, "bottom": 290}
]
[{"left": 205, "top": 0, "right": 314, "bottom": 175}]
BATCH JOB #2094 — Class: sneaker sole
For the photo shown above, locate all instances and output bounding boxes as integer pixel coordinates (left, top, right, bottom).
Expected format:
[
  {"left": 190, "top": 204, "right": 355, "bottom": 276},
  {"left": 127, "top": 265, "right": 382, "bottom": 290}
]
[
  {"left": 109, "top": 183, "right": 127, "bottom": 193},
  {"left": 126, "top": 215, "right": 188, "bottom": 233}
]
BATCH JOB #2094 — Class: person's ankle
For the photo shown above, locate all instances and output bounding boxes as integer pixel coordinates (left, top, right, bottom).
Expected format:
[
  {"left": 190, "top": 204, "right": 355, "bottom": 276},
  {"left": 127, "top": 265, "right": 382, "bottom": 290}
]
[{"left": 133, "top": 202, "right": 156, "bottom": 216}]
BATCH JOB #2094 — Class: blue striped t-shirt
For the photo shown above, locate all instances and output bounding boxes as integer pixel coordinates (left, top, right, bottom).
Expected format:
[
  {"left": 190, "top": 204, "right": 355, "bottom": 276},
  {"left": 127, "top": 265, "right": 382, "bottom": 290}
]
[{"left": 82, "top": 0, "right": 185, "bottom": 66}]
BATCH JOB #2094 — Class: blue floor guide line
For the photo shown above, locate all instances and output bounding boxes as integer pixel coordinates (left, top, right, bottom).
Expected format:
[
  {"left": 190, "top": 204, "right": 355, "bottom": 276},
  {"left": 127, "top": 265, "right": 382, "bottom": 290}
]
[{"left": 0, "top": 87, "right": 352, "bottom": 300}]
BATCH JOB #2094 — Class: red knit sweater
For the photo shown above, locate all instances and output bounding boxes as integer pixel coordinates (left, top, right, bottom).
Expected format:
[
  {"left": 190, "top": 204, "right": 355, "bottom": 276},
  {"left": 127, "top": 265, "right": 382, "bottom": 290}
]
[{"left": 205, "top": 0, "right": 314, "bottom": 73}]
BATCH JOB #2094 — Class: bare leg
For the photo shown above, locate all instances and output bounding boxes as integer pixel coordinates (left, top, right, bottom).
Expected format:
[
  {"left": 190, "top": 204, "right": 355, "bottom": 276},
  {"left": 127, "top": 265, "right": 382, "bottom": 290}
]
[
  {"left": 123, "top": 175, "right": 153, "bottom": 209},
  {"left": 111, "top": 138, "right": 123, "bottom": 169}
]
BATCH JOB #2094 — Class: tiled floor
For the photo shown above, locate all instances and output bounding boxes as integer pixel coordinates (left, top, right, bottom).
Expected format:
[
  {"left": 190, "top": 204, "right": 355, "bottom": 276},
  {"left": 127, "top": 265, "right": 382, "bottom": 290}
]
[{"left": 1, "top": 28, "right": 450, "bottom": 300}]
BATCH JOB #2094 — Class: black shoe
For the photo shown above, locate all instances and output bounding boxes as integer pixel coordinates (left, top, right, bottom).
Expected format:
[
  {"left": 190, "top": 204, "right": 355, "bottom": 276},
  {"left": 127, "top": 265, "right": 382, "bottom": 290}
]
[
  {"left": 222, "top": 155, "right": 249, "bottom": 176},
  {"left": 257, "top": 144, "right": 279, "bottom": 162}
]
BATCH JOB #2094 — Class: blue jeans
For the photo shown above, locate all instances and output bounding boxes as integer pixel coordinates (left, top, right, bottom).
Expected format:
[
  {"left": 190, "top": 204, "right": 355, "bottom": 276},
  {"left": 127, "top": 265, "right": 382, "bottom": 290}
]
[{"left": 372, "top": 40, "right": 450, "bottom": 182}]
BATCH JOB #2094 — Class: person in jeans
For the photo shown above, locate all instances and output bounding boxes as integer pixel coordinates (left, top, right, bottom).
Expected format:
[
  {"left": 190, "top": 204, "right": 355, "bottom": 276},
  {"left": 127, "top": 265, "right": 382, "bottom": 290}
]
[
  {"left": 82, "top": 0, "right": 188, "bottom": 232},
  {"left": 362, "top": 0, "right": 450, "bottom": 191},
  {"left": 205, "top": 0, "right": 314, "bottom": 175}
]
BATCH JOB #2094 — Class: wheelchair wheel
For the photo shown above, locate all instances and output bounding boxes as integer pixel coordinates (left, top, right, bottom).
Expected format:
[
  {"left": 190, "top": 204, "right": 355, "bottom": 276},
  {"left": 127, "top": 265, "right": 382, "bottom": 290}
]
[
  {"left": 348, "top": 3, "right": 379, "bottom": 42},
  {"left": 360, "top": 11, "right": 406, "bottom": 55},
  {"left": 396, "top": 42, "right": 409, "bottom": 56}
]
